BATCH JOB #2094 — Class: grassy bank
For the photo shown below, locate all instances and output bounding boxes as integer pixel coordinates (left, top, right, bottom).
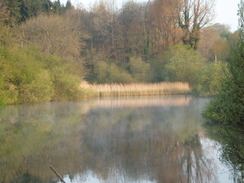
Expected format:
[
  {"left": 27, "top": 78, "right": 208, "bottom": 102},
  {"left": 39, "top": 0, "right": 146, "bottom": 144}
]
[{"left": 82, "top": 82, "right": 191, "bottom": 97}]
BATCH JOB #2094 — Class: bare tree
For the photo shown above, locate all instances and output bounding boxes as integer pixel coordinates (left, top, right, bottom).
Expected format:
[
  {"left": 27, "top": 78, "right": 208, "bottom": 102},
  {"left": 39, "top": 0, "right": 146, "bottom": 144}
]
[
  {"left": 21, "top": 11, "right": 87, "bottom": 59},
  {"left": 198, "top": 24, "right": 232, "bottom": 61},
  {"left": 149, "top": 0, "right": 182, "bottom": 55},
  {"left": 198, "top": 27, "right": 216, "bottom": 60},
  {"left": 178, "top": 0, "right": 215, "bottom": 49},
  {"left": 117, "top": 1, "right": 146, "bottom": 57}
]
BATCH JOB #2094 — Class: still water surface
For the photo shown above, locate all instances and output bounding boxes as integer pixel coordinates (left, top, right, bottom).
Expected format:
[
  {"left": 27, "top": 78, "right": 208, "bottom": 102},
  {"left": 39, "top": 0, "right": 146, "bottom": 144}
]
[{"left": 0, "top": 96, "right": 235, "bottom": 183}]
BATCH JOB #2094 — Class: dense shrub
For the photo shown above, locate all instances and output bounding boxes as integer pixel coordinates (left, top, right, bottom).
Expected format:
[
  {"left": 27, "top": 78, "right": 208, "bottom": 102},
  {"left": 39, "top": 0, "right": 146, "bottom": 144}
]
[
  {"left": 51, "top": 68, "right": 82, "bottom": 100},
  {"left": 149, "top": 57, "right": 166, "bottom": 82},
  {"left": 18, "top": 70, "right": 53, "bottom": 103},
  {"left": 128, "top": 57, "right": 151, "bottom": 82},
  {"left": 194, "top": 61, "right": 228, "bottom": 96},
  {"left": 92, "top": 62, "right": 134, "bottom": 84},
  {"left": 163, "top": 44, "right": 205, "bottom": 85},
  {"left": 87, "top": 57, "right": 152, "bottom": 84},
  {"left": 0, "top": 47, "right": 84, "bottom": 105}
]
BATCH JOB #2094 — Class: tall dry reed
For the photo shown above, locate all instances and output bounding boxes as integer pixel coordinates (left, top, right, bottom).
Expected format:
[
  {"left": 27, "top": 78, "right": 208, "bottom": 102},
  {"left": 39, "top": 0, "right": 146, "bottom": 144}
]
[{"left": 81, "top": 82, "right": 191, "bottom": 97}]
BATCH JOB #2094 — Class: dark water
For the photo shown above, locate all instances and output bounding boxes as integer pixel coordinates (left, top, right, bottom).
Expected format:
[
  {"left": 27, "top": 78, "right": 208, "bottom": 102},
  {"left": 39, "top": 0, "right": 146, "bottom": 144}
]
[{"left": 0, "top": 96, "right": 238, "bottom": 183}]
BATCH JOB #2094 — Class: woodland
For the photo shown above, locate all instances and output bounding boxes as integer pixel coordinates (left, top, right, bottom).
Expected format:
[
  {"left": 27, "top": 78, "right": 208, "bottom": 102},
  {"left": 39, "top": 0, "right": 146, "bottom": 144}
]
[{"left": 0, "top": 0, "right": 241, "bottom": 105}]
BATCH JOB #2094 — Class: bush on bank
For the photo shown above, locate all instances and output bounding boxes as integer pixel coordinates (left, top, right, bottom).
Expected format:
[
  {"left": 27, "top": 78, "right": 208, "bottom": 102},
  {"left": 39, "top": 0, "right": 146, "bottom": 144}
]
[{"left": 0, "top": 47, "right": 84, "bottom": 106}]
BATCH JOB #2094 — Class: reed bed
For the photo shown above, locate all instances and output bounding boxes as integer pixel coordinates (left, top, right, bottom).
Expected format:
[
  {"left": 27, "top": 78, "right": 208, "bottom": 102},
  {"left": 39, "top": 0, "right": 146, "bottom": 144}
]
[{"left": 83, "top": 82, "right": 191, "bottom": 97}]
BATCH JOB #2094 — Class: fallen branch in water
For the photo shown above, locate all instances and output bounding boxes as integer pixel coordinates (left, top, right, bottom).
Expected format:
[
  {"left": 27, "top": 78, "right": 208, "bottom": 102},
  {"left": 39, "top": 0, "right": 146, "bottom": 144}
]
[{"left": 49, "top": 165, "right": 66, "bottom": 183}]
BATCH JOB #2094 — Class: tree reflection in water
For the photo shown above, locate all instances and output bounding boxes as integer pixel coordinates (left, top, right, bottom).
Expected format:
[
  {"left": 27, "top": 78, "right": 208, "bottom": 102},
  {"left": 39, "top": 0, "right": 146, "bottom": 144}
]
[
  {"left": 0, "top": 97, "right": 220, "bottom": 183},
  {"left": 205, "top": 124, "right": 244, "bottom": 183},
  {"left": 79, "top": 97, "right": 216, "bottom": 183}
]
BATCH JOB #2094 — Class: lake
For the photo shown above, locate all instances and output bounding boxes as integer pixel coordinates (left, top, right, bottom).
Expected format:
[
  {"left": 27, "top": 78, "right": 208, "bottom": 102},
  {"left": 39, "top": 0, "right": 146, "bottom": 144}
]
[{"left": 0, "top": 96, "right": 237, "bottom": 183}]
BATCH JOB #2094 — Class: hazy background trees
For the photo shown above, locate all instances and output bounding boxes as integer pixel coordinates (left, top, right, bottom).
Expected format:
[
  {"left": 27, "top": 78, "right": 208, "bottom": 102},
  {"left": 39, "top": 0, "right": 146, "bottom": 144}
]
[{"left": 198, "top": 24, "right": 238, "bottom": 62}]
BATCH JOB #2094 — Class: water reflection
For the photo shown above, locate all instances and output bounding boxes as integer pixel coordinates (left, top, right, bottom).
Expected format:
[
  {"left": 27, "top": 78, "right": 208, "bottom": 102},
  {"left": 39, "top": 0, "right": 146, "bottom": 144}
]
[
  {"left": 205, "top": 124, "right": 244, "bottom": 183},
  {"left": 0, "top": 96, "right": 228, "bottom": 183},
  {"left": 84, "top": 96, "right": 191, "bottom": 109}
]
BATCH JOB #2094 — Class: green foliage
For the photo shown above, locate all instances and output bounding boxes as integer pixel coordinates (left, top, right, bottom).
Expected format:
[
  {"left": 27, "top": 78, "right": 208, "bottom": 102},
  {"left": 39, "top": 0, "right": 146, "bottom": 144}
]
[
  {"left": 0, "top": 47, "right": 84, "bottom": 105},
  {"left": 86, "top": 56, "right": 152, "bottom": 84},
  {"left": 0, "top": 48, "right": 19, "bottom": 105},
  {"left": 163, "top": 44, "right": 205, "bottom": 85},
  {"left": 203, "top": 40, "right": 244, "bottom": 127},
  {"left": 0, "top": 25, "right": 14, "bottom": 47},
  {"left": 128, "top": 57, "right": 151, "bottom": 82},
  {"left": 149, "top": 57, "right": 165, "bottom": 82},
  {"left": 194, "top": 61, "right": 228, "bottom": 96},
  {"left": 0, "top": 76, "right": 7, "bottom": 106},
  {"left": 91, "top": 61, "right": 134, "bottom": 84},
  {"left": 18, "top": 70, "right": 53, "bottom": 103},
  {"left": 51, "top": 68, "right": 82, "bottom": 100}
]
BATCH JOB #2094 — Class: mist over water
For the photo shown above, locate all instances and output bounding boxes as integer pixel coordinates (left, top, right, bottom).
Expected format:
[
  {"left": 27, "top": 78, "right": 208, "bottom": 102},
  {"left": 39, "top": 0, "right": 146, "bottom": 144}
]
[{"left": 0, "top": 96, "right": 235, "bottom": 183}]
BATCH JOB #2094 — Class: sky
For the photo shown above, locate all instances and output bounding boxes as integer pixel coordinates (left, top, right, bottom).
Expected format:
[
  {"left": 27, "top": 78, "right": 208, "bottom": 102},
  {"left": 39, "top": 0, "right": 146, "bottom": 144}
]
[
  {"left": 214, "top": 0, "right": 240, "bottom": 32},
  {"left": 69, "top": 0, "right": 240, "bottom": 32}
]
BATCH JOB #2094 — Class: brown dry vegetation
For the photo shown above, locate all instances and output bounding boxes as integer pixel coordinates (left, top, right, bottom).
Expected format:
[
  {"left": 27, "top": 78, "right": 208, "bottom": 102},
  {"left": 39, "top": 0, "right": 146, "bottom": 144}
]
[{"left": 81, "top": 82, "right": 191, "bottom": 97}]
